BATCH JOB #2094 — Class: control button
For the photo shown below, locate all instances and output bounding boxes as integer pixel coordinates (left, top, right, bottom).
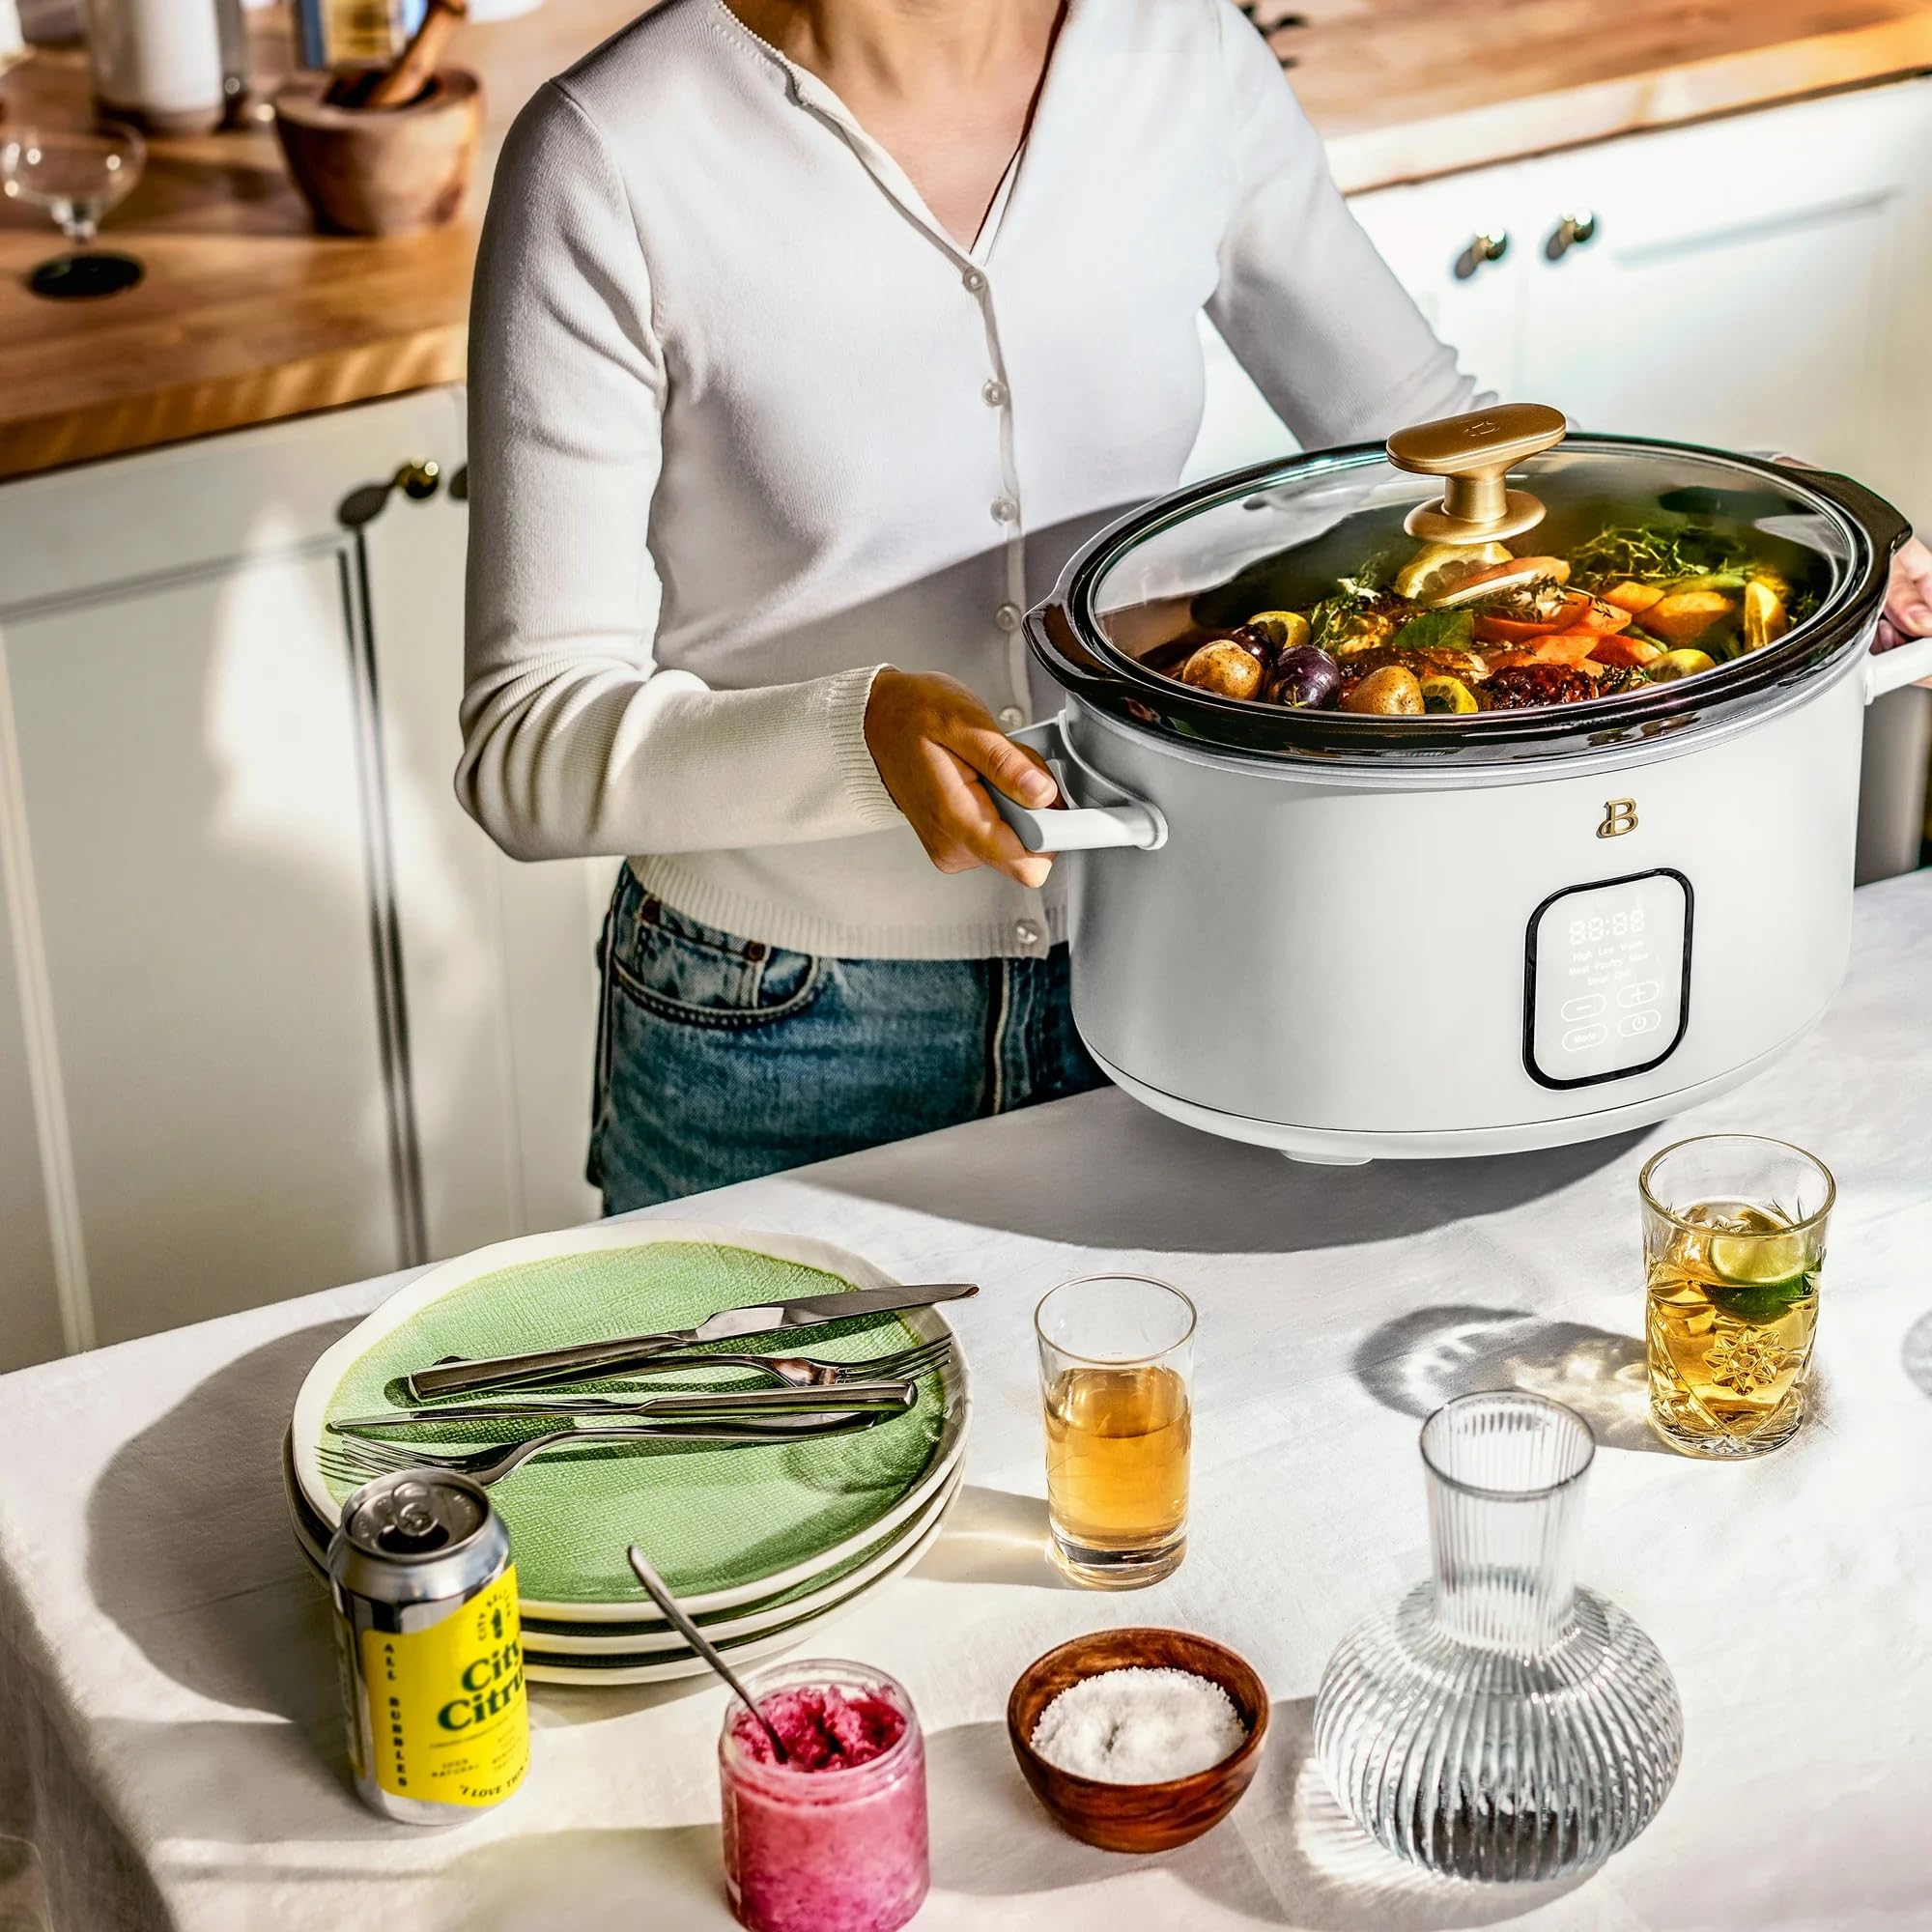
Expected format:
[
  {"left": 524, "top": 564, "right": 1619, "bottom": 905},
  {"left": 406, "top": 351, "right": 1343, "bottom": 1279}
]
[
  {"left": 997, "top": 704, "right": 1027, "bottom": 728},
  {"left": 994, "top": 602, "right": 1022, "bottom": 632},
  {"left": 962, "top": 268, "right": 987, "bottom": 295},
  {"left": 981, "top": 378, "right": 1008, "bottom": 408},
  {"left": 990, "top": 497, "right": 1017, "bottom": 526},
  {"left": 1560, "top": 995, "right": 1607, "bottom": 1021},
  {"left": 1562, "top": 1024, "right": 1609, "bottom": 1051},
  {"left": 1618, "top": 1009, "right": 1662, "bottom": 1037},
  {"left": 1618, "top": 980, "right": 1662, "bottom": 1008},
  {"left": 1014, "top": 919, "right": 1042, "bottom": 947}
]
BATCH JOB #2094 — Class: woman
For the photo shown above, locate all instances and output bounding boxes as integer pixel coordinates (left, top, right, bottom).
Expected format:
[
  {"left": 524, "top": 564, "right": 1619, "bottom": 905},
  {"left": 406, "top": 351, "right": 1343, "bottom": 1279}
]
[{"left": 463, "top": 0, "right": 1932, "bottom": 1213}]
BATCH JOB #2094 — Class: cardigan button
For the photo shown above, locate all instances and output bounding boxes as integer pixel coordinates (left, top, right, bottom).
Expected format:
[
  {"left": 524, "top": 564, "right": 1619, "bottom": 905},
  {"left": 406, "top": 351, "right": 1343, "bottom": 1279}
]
[
  {"left": 994, "top": 602, "right": 1022, "bottom": 632},
  {"left": 998, "top": 704, "right": 1027, "bottom": 728},
  {"left": 990, "top": 497, "right": 1017, "bottom": 526},
  {"left": 981, "top": 378, "right": 1008, "bottom": 408},
  {"left": 961, "top": 267, "right": 987, "bottom": 295}
]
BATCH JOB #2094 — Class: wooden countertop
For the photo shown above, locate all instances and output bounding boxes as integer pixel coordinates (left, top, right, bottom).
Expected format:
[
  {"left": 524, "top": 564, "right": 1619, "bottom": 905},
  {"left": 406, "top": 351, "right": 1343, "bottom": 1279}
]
[{"left": 4, "top": 0, "right": 1932, "bottom": 482}]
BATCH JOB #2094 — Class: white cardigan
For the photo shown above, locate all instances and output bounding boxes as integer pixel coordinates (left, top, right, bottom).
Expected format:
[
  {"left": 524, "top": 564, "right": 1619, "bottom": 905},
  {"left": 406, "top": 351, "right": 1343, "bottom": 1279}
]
[{"left": 461, "top": 0, "right": 1476, "bottom": 959}]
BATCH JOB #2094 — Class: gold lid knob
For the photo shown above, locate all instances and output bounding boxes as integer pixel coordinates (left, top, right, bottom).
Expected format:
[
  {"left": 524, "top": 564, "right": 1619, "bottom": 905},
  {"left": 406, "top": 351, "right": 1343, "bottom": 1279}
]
[{"left": 1385, "top": 402, "right": 1567, "bottom": 542}]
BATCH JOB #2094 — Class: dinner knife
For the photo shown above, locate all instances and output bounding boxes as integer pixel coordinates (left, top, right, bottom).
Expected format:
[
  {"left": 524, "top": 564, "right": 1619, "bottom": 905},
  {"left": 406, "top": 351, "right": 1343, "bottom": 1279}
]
[
  {"left": 331, "top": 1379, "right": 918, "bottom": 1433},
  {"left": 406, "top": 1282, "right": 977, "bottom": 1399}
]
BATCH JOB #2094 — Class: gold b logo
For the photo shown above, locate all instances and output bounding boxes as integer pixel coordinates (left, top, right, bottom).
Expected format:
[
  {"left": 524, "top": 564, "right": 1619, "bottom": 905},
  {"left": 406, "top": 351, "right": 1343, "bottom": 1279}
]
[{"left": 1598, "top": 798, "right": 1638, "bottom": 838}]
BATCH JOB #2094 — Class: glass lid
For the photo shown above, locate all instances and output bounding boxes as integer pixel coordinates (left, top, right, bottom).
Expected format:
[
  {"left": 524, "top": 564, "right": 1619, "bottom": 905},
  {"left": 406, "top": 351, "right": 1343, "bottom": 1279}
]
[{"left": 1053, "top": 406, "right": 1901, "bottom": 766}]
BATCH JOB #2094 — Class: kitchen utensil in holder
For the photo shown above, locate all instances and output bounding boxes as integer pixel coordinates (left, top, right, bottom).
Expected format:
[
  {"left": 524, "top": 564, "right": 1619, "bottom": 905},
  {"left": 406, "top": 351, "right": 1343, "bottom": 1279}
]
[
  {"left": 1315, "top": 1392, "right": 1682, "bottom": 1883},
  {"left": 1386, "top": 402, "right": 1567, "bottom": 543}
]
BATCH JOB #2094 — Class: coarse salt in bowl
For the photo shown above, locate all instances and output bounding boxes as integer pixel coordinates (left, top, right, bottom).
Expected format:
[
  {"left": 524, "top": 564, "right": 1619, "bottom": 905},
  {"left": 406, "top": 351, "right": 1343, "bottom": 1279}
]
[{"left": 1006, "top": 1628, "right": 1270, "bottom": 1853}]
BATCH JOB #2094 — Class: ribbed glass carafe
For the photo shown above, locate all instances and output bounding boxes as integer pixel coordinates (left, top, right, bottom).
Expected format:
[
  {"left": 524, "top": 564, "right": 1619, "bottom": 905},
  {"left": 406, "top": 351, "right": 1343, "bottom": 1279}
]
[{"left": 1315, "top": 1392, "right": 1682, "bottom": 1883}]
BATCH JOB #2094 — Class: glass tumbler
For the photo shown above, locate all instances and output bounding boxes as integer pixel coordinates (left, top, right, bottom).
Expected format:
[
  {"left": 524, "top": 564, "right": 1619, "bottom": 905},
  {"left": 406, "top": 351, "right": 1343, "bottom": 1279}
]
[
  {"left": 1035, "top": 1273, "right": 1195, "bottom": 1588},
  {"left": 1640, "top": 1134, "right": 1834, "bottom": 1458},
  {"left": 718, "top": 1659, "right": 928, "bottom": 1932}
]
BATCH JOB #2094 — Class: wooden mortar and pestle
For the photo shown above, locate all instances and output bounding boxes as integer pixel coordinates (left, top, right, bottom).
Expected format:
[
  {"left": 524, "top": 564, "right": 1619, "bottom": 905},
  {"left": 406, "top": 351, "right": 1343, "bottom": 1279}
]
[{"left": 272, "top": 0, "right": 482, "bottom": 237}]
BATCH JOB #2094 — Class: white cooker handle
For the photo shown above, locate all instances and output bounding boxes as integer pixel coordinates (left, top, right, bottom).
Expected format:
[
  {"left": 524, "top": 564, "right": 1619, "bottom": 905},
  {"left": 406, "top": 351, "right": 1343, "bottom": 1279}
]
[
  {"left": 987, "top": 713, "right": 1167, "bottom": 854},
  {"left": 1865, "top": 633, "right": 1932, "bottom": 702}
]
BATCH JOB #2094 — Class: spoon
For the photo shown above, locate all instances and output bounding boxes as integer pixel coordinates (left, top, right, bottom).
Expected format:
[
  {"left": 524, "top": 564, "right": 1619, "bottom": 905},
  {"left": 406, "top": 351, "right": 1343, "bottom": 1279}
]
[{"left": 626, "top": 1543, "right": 788, "bottom": 1765}]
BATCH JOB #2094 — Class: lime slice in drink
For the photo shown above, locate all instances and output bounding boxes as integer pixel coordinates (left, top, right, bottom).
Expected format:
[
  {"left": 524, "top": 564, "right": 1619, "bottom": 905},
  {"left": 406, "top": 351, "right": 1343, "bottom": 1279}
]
[
  {"left": 1700, "top": 1207, "right": 1815, "bottom": 1324},
  {"left": 1709, "top": 1229, "right": 1808, "bottom": 1286}
]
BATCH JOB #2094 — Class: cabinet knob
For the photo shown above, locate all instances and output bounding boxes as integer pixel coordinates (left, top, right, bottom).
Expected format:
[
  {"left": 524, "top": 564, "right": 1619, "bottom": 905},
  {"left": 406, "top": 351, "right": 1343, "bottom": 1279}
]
[
  {"left": 1453, "top": 231, "right": 1510, "bottom": 280},
  {"left": 338, "top": 460, "right": 445, "bottom": 529},
  {"left": 1545, "top": 211, "right": 1599, "bottom": 261}
]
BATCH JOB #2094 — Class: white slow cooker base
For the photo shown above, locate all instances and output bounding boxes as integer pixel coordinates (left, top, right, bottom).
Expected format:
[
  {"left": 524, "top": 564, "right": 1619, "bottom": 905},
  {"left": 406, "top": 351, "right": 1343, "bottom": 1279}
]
[{"left": 1086, "top": 1017, "right": 1825, "bottom": 1163}]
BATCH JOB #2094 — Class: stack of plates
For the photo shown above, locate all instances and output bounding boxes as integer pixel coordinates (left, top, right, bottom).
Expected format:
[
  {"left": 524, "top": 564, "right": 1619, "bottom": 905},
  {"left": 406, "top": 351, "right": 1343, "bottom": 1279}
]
[{"left": 284, "top": 1223, "right": 970, "bottom": 1685}]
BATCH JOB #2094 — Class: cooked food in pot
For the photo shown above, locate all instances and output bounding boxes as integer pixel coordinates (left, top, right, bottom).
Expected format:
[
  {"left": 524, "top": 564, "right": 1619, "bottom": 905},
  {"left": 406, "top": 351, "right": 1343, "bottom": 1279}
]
[{"left": 1151, "top": 516, "right": 1819, "bottom": 716}]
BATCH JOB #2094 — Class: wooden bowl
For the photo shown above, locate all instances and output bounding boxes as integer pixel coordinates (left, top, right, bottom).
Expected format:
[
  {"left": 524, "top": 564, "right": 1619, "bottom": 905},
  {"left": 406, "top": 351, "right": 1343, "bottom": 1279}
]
[
  {"left": 271, "top": 68, "right": 482, "bottom": 238},
  {"left": 1006, "top": 1627, "right": 1269, "bottom": 1853}
]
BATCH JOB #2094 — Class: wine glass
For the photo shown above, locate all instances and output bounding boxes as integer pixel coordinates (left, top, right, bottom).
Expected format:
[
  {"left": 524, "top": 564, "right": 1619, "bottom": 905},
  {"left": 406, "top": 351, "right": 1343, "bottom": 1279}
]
[{"left": 0, "top": 123, "right": 148, "bottom": 299}]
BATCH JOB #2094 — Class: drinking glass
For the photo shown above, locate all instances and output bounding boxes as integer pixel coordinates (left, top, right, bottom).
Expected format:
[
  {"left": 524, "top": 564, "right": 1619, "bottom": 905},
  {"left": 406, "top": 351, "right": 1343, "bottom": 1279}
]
[
  {"left": 1640, "top": 1134, "right": 1834, "bottom": 1458},
  {"left": 0, "top": 123, "right": 147, "bottom": 299},
  {"left": 1035, "top": 1273, "right": 1195, "bottom": 1588}
]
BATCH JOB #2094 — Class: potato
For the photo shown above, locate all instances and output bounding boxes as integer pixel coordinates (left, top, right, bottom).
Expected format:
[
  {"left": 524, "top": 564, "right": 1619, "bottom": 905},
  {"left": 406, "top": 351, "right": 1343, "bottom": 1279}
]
[
  {"left": 1644, "top": 590, "right": 1735, "bottom": 644},
  {"left": 1340, "top": 665, "right": 1425, "bottom": 716},
  {"left": 1179, "top": 639, "right": 1264, "bottom": 699}
]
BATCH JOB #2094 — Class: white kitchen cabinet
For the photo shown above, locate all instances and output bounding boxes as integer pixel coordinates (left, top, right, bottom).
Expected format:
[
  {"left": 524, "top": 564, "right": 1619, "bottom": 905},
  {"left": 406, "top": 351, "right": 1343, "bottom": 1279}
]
[
  {"left": 1192, "top": 76, "right": 1932, "bottom": 877},
  {"left": 0, "top": 392, "right": 599, "bottom": 1362}
]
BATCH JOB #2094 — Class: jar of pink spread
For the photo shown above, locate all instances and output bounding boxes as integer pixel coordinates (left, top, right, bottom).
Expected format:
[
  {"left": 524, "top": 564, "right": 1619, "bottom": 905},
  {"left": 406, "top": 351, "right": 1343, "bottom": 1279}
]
[{"left": 718, "top": 1659, "right": 928, "bottom": 1932}]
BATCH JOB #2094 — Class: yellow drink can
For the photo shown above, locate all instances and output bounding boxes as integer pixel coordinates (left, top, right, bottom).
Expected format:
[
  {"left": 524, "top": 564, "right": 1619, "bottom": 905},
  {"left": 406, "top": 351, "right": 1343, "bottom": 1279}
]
[{"left": 328, "top": 1468, "right": 529, "bottom": 1823}]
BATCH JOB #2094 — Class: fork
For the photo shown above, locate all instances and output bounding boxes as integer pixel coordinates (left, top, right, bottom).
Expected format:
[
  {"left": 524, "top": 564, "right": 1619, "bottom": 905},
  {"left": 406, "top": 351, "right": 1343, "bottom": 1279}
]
[
  {"left": 631, "top": 1333, "right": 952, "bottom": 1389},
  {"left": 319, "top": 1411, "right": 891, "bottom": 1490}
]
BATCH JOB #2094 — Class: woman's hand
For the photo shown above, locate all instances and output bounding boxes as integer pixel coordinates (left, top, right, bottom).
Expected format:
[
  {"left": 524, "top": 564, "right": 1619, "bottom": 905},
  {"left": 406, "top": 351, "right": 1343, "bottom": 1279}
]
[
  {"left": 1879, "top": 532, "right": 1932, "bottom": 655},
  {"left": 865, "top": 669, "right": 1059, "bottom": 889}
]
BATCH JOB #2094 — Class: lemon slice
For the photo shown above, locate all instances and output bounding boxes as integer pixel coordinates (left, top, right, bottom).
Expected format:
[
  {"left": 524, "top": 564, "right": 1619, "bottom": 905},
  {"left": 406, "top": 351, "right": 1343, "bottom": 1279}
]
[
  {"left": 1245, "top": 611, "right": 1311, "bottom": 653},
  {"left": 1393, "top": 541, "right": 1512, "bottom": 603},
  {"left": 1742, "top": 579, "right": 1788, "bottom": 651},
  {"left": 1647, "top": 647, "right": 1718, "bottom": 682}
]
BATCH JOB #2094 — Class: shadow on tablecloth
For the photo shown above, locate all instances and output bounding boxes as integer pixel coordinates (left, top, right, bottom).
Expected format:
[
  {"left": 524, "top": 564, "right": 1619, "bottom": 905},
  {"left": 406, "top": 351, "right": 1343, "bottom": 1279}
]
[
  {"left": 926, "top": 1693, "right": 1589, "bottom": 1925},
  {"left": 1352, "top": 1304, "right": 1667, "bottom": 1455},
  {"left": 808, "top": 1087, "right": 1644, "bottom": 1255},
  {"left": 1354, "top": 1302, "right": 1833, "bottom": 1456},
  {"left": 911, "top": 1485, "right": 1074, "bottom": 1591},
  {"left": 1901, "top": 1310, "right": 1932, "bottom": 1399},
  {"left": 86, "top": 1318, "right": 360, "bottom": 1730}
]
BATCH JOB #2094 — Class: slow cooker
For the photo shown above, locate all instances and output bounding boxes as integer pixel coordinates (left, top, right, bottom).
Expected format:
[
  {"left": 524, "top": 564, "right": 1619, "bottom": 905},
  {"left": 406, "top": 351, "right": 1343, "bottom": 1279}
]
[{"left": 994, "top": 407, "right": 1931, "bottom": 1162}]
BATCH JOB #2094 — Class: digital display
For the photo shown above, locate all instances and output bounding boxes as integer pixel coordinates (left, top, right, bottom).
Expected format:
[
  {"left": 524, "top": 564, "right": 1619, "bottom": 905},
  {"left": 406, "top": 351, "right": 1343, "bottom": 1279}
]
[{"left": 1526, "top": 872, "right": 1690, "bottom": 1088}]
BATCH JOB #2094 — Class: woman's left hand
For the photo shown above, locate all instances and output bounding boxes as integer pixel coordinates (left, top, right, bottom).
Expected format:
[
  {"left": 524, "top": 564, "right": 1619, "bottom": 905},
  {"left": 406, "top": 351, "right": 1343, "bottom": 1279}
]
[{"left": 1878, "top": 532, "right": 1932, "bottom": 654}]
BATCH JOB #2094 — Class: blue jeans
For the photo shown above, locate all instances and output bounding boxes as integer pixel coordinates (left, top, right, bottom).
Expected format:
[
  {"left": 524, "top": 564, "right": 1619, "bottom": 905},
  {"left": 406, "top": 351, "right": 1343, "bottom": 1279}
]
[{"left": 588, "top": 867, "right": 1108, "bottom": 1213}]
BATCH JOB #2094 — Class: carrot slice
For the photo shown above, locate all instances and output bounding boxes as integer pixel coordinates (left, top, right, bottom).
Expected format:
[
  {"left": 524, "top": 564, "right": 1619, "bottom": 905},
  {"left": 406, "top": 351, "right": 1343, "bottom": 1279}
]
[
  {"left": 1590, "top": 634, "right": 1662, "bottom": 668},
  {"left": 1572, "top": 597, "right": 1633, "bottom": 636},
  {"left": 1645, "top": 590, "right": 1735, "bottom": 644},
  {"left": 1475, "top": 612, "right": 1567, "bottom": 643},
  {"left": 1601, "top": 581, "right": 1666, "bottom": 615},
  {"left": 1487, "top": 631, "right": 1604, "bottom": 668}
]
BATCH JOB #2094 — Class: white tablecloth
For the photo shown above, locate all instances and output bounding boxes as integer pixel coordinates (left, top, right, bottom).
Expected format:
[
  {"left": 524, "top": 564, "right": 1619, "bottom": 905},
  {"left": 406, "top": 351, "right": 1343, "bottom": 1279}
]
[{"left": 3, "top": 875, "right": 1930, "bottom": 1932}]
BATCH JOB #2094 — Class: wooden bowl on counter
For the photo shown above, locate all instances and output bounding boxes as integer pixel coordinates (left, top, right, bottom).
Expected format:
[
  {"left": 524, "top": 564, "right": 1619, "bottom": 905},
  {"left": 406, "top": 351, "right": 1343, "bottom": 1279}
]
[
  {"left": 1006, "top": 1627, "right": 1270, "bottom": 1853},
  {"left": 271, "top": 69, "right": 482, "bottom": 238}
]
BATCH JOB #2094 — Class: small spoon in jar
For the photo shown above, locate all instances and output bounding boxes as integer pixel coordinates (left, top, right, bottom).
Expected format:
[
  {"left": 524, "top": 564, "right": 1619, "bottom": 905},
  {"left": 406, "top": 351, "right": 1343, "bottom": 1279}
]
[{"left": 627, "top": 1544, "right": 788, "bottom": 1764}]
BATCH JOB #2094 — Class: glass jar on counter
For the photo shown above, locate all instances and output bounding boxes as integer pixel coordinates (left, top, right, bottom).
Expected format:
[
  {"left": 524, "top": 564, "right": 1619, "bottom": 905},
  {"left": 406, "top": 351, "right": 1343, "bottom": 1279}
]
[{"left": 718, "top": 1659, "right": 928, "bottom": 1932}]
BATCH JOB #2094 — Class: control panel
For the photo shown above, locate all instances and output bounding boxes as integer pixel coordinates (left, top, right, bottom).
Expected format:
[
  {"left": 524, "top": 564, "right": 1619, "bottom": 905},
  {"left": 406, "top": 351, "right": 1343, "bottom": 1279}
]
[{"left": 1524, "top": 870, "right": 1691, "bottom": 1089}]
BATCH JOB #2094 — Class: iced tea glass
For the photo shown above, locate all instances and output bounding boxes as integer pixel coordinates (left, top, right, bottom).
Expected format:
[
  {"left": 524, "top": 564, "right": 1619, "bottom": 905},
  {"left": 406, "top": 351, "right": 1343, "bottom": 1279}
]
[
  {"left": 1640, "top": 1135, "right": 1833, "bottom": 1459},
  {"left": 1035, "top": 1273, "right": 1195, "bottom": 1588}
]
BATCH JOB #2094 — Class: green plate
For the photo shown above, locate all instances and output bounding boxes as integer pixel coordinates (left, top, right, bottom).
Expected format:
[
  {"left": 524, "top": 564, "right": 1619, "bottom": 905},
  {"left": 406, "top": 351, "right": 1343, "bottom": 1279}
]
[{"left": 290, "top": 1223, "right": 970, "bottom": 1617}]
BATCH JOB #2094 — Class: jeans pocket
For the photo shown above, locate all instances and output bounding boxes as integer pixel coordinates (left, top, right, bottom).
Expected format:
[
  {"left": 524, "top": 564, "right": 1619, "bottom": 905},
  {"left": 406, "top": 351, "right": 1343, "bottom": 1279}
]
[{"left": 606, "top": 879, "right": 822, "bottom": 1031}]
